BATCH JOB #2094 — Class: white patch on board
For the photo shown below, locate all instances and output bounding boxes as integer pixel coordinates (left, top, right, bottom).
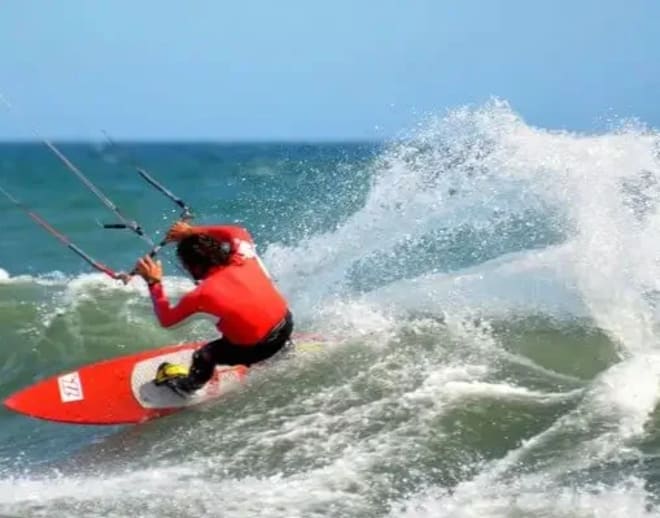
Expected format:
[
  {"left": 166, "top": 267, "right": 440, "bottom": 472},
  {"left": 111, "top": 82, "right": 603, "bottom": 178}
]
[
  {"left": 57, "top": 372, "right": 84, "bottom": 403},
  {"left": 130, "top": 348, "right": 245, "bottom": 409}
]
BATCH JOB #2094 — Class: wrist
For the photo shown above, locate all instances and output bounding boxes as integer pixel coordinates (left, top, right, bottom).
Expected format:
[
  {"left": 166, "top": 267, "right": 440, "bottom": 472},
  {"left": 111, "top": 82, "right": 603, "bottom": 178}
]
[{"left": 146, "top": 277, "right": 161, "bottom": 287}]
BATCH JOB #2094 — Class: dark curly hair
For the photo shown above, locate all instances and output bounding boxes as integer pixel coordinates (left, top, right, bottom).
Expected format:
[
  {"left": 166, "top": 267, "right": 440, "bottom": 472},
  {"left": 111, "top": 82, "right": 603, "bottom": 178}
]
[{"left": 176, "top": 234, "right": 232, "bottom": 280}]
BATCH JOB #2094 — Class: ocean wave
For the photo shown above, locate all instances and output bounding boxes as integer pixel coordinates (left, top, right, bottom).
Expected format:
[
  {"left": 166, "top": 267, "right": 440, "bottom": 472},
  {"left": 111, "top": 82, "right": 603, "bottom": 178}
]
[{"left": 3, "top": 100, "right": 660, "bottom": 516}]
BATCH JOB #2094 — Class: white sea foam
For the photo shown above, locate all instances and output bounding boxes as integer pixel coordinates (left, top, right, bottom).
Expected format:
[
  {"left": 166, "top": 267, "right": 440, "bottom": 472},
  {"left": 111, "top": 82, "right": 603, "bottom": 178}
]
[{"left": 4, "top": 100, "right": 660, "bottom": 516}]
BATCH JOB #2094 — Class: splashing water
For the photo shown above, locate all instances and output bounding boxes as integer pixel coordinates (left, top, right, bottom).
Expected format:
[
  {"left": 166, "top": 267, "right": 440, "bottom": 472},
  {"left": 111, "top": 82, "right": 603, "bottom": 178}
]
[{"left": 3, "top": 100, "right": 660, "bottom": 516}]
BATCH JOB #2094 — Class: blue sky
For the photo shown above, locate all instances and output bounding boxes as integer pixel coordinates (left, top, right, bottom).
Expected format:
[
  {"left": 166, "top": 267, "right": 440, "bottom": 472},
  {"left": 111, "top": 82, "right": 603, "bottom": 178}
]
[{"left": 0, "top": 0, "right": 658, "bottom": 140}]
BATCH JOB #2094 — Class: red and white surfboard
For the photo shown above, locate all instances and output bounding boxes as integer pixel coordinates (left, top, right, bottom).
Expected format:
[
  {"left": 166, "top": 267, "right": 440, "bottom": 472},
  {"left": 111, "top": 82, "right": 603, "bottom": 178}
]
[{"left": 3, "top": 343, "right": 249, "bottom": 425}]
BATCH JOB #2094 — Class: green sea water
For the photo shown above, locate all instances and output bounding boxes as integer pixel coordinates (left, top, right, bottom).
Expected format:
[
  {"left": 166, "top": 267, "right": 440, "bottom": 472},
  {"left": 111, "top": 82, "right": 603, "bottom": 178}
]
[{"left": 2, "top": 101, "right": 660, "bottom": 517}]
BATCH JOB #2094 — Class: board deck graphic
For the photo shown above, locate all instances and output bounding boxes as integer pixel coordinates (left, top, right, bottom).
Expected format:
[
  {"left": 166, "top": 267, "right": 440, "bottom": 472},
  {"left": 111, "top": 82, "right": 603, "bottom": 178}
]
[{"left": 57, "top": 371, "right": 84, "bottom": 403}]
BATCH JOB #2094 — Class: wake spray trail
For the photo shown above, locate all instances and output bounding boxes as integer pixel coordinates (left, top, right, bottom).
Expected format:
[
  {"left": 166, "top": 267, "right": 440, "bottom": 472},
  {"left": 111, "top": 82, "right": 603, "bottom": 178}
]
[
  {"left": 265, "top": 99, "right": 660, "bottom": 515},
  {"left": 269, "top": 99, "right": 660, "bottom": 345}
]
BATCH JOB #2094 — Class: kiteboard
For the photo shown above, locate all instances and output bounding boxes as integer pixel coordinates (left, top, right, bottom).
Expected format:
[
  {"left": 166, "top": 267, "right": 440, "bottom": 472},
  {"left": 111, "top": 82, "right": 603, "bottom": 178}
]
[
  {"left": 3, "top": 342, "right": 243, "bottom": 425},
  {"left": 3, "top": 336, "right": 324, "bottom": 426}
]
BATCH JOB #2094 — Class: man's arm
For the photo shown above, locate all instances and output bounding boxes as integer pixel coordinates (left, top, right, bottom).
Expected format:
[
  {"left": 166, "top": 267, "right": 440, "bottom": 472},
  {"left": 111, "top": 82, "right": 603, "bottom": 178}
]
[{"left": 148, "top": 282, "right": 205, "bottom": 328}]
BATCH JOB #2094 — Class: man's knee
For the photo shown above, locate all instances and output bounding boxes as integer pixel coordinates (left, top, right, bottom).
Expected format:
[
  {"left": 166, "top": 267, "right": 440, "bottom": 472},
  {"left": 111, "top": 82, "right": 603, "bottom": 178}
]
[{"left": 192, "top": 346, "right": 214, "bottom": 365}]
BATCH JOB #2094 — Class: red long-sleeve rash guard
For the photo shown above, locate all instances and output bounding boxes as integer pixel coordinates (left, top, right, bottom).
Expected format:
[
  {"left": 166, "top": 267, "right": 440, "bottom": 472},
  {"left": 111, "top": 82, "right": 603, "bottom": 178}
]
[{"left": 148, "top": 225, "right": 288, "bottom": 345}]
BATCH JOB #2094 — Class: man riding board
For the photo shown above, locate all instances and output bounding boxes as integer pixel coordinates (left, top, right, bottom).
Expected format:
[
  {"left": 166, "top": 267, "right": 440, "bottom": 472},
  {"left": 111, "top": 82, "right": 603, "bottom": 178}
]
[{"left": 134, "top": 221, "right": 292, "bottom": 395}]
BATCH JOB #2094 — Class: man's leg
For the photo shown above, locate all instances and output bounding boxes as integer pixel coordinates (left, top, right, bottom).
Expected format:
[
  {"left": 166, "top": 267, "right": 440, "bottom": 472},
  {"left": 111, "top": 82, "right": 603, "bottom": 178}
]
[
  {"left": 173, "top": 339, "right": 226, "bottom": 393},
  {"left": 210, "top": 312, "right": 294, "bottom": 366},
  {"left": 160, "top": 312, "right": 293, "bottom": 393}
]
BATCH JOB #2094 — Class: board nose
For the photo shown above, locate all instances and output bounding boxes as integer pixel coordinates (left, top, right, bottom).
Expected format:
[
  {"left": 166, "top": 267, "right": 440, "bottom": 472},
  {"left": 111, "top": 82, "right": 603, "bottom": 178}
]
[
  {"left": 3, "top": 384, "right": 54, "bottom": 420},
  {"left": 4, "top": 393, "right": 22, "bottom": 413}
]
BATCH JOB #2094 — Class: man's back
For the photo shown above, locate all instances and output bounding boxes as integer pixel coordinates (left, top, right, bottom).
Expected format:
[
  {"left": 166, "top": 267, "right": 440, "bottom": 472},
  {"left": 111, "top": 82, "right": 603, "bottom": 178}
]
[{"left": 198, "top": 258, "right": 288, "bottom": 345}]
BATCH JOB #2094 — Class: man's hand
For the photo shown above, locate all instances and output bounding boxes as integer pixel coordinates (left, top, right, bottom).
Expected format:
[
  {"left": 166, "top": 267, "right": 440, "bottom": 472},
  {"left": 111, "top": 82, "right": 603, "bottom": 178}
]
[
  {"left": 135, "top": 255, "right": 163, "bottom": 285},
  {"left": 166, "top": 221, "right": 194, "bottom": 242}
]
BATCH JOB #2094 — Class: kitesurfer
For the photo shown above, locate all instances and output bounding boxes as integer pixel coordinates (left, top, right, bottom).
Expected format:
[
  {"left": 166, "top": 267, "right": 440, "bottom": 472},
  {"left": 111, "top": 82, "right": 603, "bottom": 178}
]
[{"left": 135, "top": 221, "right": 292, "bottom": 394}]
